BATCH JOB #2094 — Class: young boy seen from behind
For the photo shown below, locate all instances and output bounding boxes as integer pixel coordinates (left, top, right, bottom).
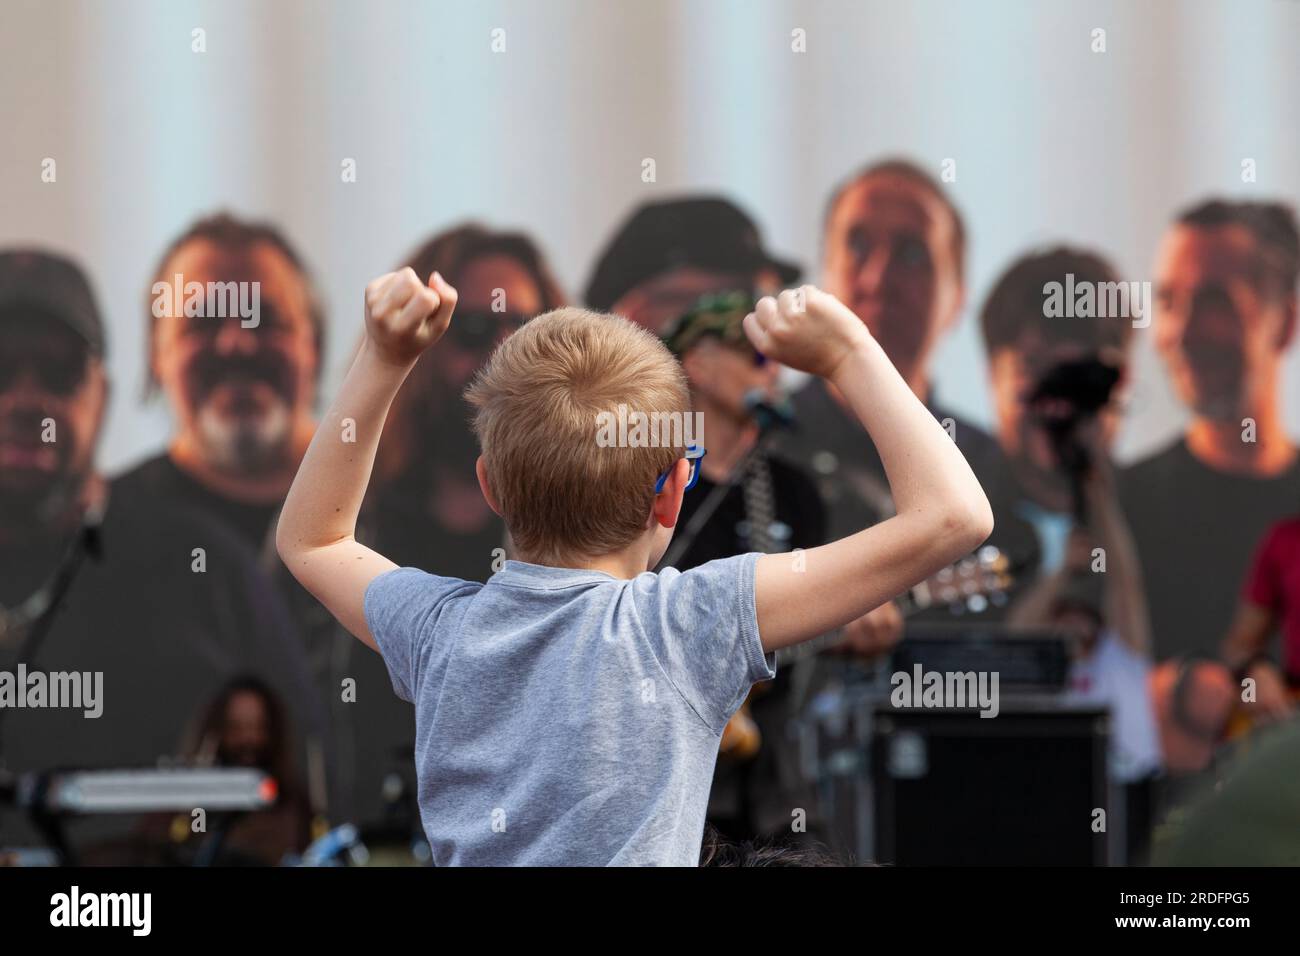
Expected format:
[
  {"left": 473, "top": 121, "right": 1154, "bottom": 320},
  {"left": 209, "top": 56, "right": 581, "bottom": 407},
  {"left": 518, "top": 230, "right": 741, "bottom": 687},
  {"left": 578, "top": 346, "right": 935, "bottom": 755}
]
[{"left": 276, "top": 269, "right": 993, "bottom": 865}]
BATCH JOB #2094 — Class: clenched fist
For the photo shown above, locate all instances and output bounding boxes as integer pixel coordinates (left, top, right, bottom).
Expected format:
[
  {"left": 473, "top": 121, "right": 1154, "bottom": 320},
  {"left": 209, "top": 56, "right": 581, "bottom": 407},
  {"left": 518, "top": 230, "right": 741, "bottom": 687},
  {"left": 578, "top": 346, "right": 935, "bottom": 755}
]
[
  {"left": 742, "top": 285, "right": 873, "bottom": 379},
  {"left": 832, "top": 601, "right": 905, "bottom": 660},
  {"left": 363, "top": 267, "right": 458, "bottom": 366}
]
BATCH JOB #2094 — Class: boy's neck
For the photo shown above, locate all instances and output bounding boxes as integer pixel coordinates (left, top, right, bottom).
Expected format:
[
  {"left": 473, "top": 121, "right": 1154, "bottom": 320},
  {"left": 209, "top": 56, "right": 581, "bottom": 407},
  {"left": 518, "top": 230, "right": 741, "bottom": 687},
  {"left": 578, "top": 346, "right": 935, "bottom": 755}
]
[{"left": 515, "top": 545, "right": 653, "bottom": 580}]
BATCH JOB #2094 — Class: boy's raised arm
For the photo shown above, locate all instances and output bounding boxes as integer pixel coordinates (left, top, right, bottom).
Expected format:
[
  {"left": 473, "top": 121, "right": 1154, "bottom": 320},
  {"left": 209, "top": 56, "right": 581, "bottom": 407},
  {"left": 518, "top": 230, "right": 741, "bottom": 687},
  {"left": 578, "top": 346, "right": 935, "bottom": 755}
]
[
  {"left": 276, "top": 268, "right": 458, "bottom": 650},
  {"left": 747, "top": 287, "right": 994, "bottom": 653}
]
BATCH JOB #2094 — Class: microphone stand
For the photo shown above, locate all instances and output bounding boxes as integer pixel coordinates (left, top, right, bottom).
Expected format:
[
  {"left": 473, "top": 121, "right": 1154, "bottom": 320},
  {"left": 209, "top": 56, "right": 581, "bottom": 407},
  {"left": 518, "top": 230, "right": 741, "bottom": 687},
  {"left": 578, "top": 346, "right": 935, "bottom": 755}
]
[
  {"left": 656, "top": 396, "right": 792, "bottom": 571},
  {"left": 0, "top": 514, "right": 100, "bottom": 860}
]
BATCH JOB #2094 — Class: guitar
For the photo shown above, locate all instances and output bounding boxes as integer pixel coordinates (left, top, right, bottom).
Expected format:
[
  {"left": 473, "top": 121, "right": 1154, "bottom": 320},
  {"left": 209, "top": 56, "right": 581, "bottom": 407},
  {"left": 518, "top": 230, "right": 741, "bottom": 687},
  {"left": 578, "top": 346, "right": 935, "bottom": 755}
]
[{"left": 719, "top": 546, "right": 1016, "bottom": 759}]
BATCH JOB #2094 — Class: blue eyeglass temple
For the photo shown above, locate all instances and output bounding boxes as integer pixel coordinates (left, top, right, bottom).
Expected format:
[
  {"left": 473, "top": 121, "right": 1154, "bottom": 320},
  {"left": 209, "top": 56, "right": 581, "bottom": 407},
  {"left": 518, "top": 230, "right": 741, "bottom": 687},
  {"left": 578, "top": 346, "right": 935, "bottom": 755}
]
[{"left": 655, "top": 444, "right": 707, "bottom": 493}]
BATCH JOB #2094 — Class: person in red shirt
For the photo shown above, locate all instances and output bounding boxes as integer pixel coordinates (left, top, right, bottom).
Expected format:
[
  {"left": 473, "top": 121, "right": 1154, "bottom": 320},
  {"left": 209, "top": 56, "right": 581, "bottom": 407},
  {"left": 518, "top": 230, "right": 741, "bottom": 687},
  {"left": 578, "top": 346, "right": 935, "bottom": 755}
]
[{"left": 1222, "top": 514, "right": 1300, "bottom": 722}]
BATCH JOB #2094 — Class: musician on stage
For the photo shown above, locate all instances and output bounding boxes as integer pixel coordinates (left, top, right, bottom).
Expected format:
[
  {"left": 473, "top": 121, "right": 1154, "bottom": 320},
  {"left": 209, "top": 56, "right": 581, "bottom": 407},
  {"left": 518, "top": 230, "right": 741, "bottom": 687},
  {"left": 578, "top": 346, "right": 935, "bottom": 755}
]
[
  {"left": 137, "top": 676, "right": 315, "bottom": 866},
  {"left": 584, "top": 196, "right": 799, "bottom": 333},
  {"left": 659, "top": 293, "right": 828, "bottom": 844},
  {"left": 585, "top": 198, "right": 889, "bottom": 845},
  {"left": 782, "top": 159, "right": 1035, "bottom": 634}
]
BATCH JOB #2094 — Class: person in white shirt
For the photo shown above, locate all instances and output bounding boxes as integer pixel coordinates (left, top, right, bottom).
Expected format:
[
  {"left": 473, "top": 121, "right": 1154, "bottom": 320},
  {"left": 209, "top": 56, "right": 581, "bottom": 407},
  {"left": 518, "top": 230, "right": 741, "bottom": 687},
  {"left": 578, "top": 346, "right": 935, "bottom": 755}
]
[{"left": 1051, "top": 570, "right": 1161, "bottom": 783}]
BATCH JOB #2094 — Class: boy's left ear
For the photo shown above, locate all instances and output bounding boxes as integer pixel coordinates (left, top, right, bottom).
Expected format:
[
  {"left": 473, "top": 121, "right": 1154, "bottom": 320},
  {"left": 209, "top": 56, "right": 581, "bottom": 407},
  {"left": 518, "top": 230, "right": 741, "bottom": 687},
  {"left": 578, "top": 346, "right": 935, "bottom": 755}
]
[
  {"left": 650, "top": 458, "right": 690, "bottom": 530},
  {"left": 475, "top": 457, "right": 504, "bottom": 517}
]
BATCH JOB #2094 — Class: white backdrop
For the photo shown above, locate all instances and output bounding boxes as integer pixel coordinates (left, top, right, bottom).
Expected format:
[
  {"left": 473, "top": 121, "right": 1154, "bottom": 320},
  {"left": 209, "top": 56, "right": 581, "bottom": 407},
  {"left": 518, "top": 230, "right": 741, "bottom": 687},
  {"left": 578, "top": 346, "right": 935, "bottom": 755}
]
[{"left": 3, "top": 0, "right": 1298, "bottom": 473}]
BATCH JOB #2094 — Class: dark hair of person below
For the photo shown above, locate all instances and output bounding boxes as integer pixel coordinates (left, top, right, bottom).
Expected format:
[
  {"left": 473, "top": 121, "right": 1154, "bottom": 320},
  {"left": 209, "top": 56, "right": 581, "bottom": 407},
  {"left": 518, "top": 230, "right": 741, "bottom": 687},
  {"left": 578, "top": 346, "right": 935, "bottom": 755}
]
[{"left": 698, "top": 823, "right": 849, "bottom": 867}]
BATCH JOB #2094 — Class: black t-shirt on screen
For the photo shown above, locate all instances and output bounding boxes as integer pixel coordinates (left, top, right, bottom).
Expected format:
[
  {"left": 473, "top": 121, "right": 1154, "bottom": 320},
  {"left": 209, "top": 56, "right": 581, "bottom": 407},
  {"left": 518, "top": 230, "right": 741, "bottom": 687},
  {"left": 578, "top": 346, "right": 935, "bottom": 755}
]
[
  {"left": 0, "top": 497, "right": 324, "bottom": 860},
  {"left": 778, "top": 379, "right": 1042, "bottom": 623},
  {"left": 1119, "top": 437, "right": 1300, "bottom": 663},
  {"left": 670, "top": 454, "right": 826, "bottom": 571},
  {"left": 110, "top": 453, "right": 413, "bottom": 833},
  {"left": 112, "top": 453, "right": 278, "bottom": 553}
]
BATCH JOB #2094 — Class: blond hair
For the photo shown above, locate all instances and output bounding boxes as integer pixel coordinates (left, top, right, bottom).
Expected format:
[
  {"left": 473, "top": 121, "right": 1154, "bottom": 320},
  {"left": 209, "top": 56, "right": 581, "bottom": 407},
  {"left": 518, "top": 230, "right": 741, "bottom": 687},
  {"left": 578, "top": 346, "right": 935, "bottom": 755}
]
[{"left": 465, "top": 308, "right": 691, "bottom": 564}]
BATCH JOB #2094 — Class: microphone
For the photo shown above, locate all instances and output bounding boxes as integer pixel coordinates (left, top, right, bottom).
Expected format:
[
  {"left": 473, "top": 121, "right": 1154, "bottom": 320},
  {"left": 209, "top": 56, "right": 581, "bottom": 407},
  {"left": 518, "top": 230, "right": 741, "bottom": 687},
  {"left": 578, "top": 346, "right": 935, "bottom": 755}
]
[{"left": 743, "top": 389, "right": 795, "bottom": 433}]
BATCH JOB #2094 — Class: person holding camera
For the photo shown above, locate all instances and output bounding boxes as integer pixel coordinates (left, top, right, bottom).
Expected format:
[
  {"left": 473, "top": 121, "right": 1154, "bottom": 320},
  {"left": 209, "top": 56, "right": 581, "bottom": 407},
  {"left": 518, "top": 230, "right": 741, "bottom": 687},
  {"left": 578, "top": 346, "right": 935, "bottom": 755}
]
[
  {"left": 978, "top": 247, "right": 1138, "bottom": 577},
  {"left": 979, "top": 247, "right": 1162, "bottom": 855}
]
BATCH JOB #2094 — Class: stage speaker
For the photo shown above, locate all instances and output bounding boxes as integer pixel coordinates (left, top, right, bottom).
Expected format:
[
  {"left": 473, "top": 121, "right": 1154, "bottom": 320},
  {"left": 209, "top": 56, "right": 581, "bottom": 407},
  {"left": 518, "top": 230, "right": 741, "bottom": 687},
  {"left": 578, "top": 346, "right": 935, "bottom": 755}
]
[{"left": 871, "top": 703, "right": 1110, "bottom": 865}]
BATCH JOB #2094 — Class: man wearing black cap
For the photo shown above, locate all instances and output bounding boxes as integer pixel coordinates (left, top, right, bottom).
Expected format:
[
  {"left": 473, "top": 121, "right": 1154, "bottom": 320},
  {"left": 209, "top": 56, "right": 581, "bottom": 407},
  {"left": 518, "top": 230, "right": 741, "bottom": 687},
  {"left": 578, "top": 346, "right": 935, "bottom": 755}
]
[
  {"left": 588, "top": 203, "right": 894, "bottom": 845},
  {"left": 584, "top": 196, "right": 800, "bottom": 333},
  {"left": 657, "top": 291, "right": 830, "bottom": 845},
  {"left": 0, "top": 249, "right": 322, "bottom": 862},
  {"left": 108, "top": 215, "right": 381, "bottom": 826}
]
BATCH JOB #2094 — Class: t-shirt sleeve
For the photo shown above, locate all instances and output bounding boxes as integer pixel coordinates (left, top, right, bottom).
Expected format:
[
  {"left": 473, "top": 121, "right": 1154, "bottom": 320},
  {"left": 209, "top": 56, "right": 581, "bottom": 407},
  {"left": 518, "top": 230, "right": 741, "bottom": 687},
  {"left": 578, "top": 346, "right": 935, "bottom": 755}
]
[
  {"left": 1243, "top": 524, "right": 1284, "bottom": 611},
  {"left": 631, "top": 551, "right": 773, "bottom": 735},
  {"left": 364, "top": 567, "right": 476, "bottom": 702}
]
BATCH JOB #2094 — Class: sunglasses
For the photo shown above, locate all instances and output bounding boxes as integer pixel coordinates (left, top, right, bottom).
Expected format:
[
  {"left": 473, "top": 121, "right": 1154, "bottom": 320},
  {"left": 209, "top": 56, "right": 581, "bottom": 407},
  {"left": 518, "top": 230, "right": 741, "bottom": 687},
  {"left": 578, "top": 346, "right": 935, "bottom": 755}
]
[
  {"left": 665, "top": 290, "right": 768, "bottom": 367},
  {"left": 449, "top": 309, "right": 526, "bottom": 351},
  {"left": 0, "top": 350, "right": 90, "bottom": 396},
  {"left": 731, "top": 342, "right": 769, "bottom": 368},
  {"left": 654, "top": 443, "right": 707, "bottom": 494}
]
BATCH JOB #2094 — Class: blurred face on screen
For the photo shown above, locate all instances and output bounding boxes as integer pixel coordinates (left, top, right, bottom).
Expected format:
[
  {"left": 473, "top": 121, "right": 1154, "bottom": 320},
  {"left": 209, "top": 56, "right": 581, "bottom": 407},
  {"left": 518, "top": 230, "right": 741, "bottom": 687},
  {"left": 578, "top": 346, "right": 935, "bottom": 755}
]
[
  {"left": 1154, "top": 224, "right": 1297, "bottom": 423},
  {"left": 681, "top": 337, "right": 780, "bottom": 427},
  {"left": 611, "top": 266, "right": 779, "bottom": 335},
  {"left": 822, "top": 174, "right": 962, "bottom": 391},
  {"left": 0, "top": 314, "right": 104, "bottom": 528},
  {"left": 988, "top": 336, "right": 1123, "bottom": 502},
  {"left": 436, "top": 254, "right": 541, "bottom": 392},
  {"left": 151, "top": 239, "right": 318, "bottom": 477},
  {"left": 411, "top": 253, "right": 546, "bottom": 470}
]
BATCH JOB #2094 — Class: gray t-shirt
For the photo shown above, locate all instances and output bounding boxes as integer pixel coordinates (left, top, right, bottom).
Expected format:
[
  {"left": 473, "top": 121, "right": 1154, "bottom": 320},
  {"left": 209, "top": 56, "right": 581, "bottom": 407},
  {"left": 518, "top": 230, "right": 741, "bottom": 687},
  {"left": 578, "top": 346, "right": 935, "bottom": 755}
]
[{"left": 364, "top": 552, "right": 773, "bottom": 866}]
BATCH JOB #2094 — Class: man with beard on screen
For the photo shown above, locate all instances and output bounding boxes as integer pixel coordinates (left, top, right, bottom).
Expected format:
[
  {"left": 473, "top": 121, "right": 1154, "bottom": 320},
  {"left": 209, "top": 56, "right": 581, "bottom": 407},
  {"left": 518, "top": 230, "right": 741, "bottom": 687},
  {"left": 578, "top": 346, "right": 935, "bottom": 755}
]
[
  {"left": 367, "top": 224, "right": 566, "bottom": 579},
  {"left": 0, "top": 250, "right": 321, "bottom": 863},
  {"left": 1119, "top": 200, "right": 1300, "bottom": 667},
  {"left": 113, "top": 213, "right": 322, "bottom": 549},
  {"left": 108, "top": 214, "right": 368, "bottom": 828}
]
